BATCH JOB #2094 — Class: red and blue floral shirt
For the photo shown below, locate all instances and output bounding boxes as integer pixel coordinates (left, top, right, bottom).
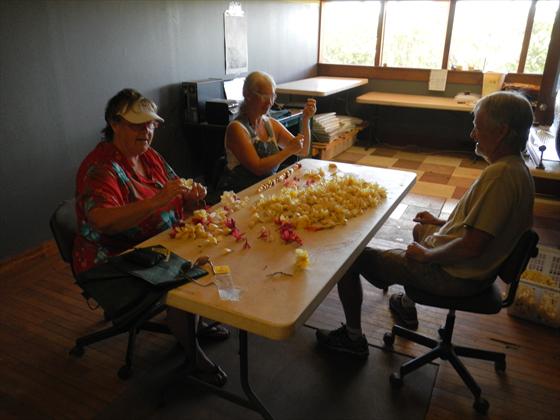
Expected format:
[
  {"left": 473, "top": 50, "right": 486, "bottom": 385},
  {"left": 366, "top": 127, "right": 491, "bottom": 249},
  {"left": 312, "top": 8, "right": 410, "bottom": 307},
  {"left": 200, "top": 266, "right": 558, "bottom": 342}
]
[{"left": 73, "top": 141, "right": 183, "bottom": 274}]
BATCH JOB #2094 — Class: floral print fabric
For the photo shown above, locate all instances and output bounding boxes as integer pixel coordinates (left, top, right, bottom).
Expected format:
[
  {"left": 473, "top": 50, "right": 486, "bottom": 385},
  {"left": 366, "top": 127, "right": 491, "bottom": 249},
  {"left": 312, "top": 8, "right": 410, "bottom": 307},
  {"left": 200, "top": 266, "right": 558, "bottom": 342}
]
[{"left": 73, "top": 141, "right": 183, "bottom": 274}]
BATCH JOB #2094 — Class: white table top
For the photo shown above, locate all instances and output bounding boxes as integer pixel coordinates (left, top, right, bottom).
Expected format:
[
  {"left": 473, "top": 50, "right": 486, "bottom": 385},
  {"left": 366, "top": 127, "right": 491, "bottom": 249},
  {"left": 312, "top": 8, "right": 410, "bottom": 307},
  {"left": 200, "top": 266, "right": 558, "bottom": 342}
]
[
  {"left": 276, "top": 76, "right": 368, "bottom": 97},
  {"left": 356, "top": 91, "right": 475, "bottom": 112},
  {"left": 146, "top": 159, "right": 415, "bottom": 340}
]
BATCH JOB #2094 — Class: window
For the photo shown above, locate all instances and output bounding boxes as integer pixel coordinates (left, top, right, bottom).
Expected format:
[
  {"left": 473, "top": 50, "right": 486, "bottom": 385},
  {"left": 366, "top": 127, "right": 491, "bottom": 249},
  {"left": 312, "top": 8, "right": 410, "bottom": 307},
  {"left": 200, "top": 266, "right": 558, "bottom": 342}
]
[
  {"left": 526, "top": 0, "right": 560, "bottom": 73},
  {"left": 449, "top": 1, "right": 530, "bottom": 73},
  {"left": 318, "top": 0, "right": 559, "bottom": 74},
  {"left": 319, "top": 1, "right": 380, "bottom": 65},
  {"left": 382, "top": 1, "right": 449, "bottom": 68}
]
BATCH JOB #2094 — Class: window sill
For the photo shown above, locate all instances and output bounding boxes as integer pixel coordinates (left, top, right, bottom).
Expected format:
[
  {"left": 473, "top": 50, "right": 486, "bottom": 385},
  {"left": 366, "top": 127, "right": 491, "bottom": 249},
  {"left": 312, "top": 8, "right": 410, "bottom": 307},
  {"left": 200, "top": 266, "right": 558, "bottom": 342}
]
[{"left": 317, "top": 63, "right": 543, "bottom": 86}]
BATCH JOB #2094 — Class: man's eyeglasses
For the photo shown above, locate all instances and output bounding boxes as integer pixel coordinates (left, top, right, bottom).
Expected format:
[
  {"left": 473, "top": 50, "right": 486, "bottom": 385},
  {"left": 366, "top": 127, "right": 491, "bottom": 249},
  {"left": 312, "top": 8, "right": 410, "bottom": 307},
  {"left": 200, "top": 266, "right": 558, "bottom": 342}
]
[{"left": 121, "top": 119, "right": 160, "bottom": 131}]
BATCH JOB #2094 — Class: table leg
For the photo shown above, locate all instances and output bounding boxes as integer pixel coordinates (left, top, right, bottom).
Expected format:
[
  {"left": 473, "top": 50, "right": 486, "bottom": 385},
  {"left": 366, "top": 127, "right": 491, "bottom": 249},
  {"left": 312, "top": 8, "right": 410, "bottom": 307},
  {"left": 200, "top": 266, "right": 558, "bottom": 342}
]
[
  {"left": 239, "top": 330, "right": 273, "bottom": 420},
  {"left": 186, "top": 312, "right": 198, "bottom": 370},
  {"left": 178, "top": 320, "right": 274, "bottom": 420},
  {"left": 365, "top": 104, "right": 380, "bottom": 150}
]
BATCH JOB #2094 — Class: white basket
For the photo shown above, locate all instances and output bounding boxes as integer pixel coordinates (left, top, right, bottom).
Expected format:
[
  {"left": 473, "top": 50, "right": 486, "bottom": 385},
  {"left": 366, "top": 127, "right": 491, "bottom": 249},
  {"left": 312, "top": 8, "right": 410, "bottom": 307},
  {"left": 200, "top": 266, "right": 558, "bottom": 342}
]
[{"left": 508, "top": 245, "right": 560, "bottom": 328}]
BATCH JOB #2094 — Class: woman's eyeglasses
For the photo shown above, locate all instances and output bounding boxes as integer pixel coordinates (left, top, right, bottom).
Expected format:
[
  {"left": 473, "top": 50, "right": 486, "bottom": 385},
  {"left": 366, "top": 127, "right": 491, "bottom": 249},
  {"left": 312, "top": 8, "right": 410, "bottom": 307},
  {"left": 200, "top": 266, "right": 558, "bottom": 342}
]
[
  {"left": 253, "top": 91, "right": 277, "bottom": 103},
  {"left": 122, "top": 120, "right": 160, "bottom": 131}
]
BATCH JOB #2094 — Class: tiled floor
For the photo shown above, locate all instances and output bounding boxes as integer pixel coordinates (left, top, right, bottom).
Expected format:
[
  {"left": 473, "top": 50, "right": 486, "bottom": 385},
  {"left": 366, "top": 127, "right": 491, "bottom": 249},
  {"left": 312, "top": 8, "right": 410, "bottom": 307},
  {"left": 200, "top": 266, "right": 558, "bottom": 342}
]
[{"left": 334, "top": 144, "right": 560, "bottom": 249}]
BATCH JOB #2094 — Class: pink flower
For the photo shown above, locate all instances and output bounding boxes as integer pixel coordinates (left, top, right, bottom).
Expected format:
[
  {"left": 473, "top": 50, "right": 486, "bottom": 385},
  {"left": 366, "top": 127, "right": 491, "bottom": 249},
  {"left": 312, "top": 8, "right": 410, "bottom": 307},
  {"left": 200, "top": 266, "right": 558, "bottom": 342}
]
[
  {"left": 231, "top": 227, "right": 245, "bottom": 242},
  {"left": 278, "top": 221, "right": 303, "bottom": 245}
]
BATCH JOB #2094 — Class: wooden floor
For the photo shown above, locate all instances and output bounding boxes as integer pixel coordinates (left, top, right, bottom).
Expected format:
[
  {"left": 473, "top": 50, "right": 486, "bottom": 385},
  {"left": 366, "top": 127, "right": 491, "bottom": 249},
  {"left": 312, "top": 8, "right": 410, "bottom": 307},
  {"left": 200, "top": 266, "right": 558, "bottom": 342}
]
[{"left": 1, "top": 147, "right": 559, "bottom": 419}]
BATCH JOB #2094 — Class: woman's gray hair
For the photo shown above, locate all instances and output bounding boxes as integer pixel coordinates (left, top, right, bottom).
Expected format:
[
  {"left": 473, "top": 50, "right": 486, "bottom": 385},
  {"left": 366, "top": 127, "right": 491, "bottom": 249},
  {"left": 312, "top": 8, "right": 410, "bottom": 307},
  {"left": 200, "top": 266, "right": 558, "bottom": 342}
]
[
  {"left": 474, "top": 91, "right": 534, "bottom": 152},
  {"left": 242, "top": 71, "right": 276, "bottom": 98}
]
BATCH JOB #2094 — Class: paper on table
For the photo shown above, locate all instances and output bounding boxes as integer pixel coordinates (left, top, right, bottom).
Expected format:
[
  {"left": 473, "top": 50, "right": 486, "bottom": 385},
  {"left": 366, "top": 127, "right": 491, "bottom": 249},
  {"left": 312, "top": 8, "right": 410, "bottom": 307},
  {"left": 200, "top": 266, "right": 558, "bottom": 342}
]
[{"left": 429, "top": 69, "right": 448, "bottom": 91}]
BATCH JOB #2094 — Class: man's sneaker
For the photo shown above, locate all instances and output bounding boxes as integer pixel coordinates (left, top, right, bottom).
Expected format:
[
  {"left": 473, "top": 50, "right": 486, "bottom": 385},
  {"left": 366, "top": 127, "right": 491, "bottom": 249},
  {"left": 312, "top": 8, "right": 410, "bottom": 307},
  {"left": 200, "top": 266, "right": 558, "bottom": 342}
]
[
  {"left": 315, "top": 324, "right": 369, "bottom": 359},
  {"left": 389, "top": 293, "right": 419, "bottom": 329}
]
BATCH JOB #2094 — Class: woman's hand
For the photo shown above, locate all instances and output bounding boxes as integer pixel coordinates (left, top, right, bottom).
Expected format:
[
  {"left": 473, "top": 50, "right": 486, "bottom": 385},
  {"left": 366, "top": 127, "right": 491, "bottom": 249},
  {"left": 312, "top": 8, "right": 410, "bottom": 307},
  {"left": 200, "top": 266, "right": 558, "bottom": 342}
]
[
  {"left": 153, "top": 178, "right": 207, "bottom": 209},
  {"left": 151, "top": 179, "right": 188, "bottom": 208},
  {"left": 285, "top": 134, "right": 304, "bottom": 154},
  {"left": 181, "top": 181, "right": 207, "bottom": 202},
  {"left": 89, "top": 178, "right": 189, "bottom": 234},
  {"left": 302, "top": 98, "right": 317, "bottom": 120}
]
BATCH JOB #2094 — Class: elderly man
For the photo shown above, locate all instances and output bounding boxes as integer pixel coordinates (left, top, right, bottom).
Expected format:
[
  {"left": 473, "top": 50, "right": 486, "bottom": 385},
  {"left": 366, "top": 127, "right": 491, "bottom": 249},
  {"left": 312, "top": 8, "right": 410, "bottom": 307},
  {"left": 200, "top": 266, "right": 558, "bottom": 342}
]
[{"left": 316, "top": 91, "right": 535, "bottom": 358}]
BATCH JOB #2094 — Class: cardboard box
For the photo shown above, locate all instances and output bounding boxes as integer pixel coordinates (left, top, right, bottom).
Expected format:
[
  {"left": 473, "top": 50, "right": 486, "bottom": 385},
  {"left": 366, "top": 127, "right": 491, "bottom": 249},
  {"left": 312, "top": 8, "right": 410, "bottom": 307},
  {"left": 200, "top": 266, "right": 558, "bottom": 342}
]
[{"left": 312, "top": 127, "right": 361, "bottom": 160}]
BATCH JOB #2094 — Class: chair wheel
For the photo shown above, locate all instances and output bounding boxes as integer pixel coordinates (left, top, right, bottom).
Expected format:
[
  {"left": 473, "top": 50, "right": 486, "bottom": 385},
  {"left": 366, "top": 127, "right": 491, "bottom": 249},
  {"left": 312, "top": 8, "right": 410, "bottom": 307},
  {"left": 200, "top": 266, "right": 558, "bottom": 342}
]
[
  {"left": 473, "top": 397, "right": 489, "bottom": 414},
  {"left": 389, "top": 372, "right": 403, "bottom": 388},
  {"left": 69, "top": 346, "right": 84, "bottom": 357},
  {"left": 118, "top": 365, "right": 132, "bottom": 380},
  {"left": 383, "top": 332, "right": 395, "bottom": 347}
]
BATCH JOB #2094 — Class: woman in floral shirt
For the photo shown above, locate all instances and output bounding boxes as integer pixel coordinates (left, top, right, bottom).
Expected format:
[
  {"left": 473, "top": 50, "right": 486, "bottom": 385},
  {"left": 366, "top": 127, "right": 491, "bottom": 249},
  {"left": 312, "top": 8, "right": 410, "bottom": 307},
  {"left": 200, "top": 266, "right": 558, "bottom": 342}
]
[{"left": 73, "top": 88, "right": 227, "bottom": 386}]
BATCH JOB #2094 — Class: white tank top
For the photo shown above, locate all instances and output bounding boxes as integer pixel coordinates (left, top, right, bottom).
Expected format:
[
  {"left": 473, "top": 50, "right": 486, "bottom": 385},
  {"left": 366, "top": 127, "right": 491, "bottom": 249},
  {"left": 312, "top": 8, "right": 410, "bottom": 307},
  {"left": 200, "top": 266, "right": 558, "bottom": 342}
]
[{"left": 225, "top": 116, "right": 277, "bottom": 170}]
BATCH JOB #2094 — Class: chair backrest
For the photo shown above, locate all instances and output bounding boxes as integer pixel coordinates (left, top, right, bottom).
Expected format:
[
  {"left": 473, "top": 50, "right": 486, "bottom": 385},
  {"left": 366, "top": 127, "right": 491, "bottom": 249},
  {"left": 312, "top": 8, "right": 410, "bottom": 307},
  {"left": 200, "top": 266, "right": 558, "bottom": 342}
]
[
  {"left": 49, "top": 199, "right": 77, "bottom": 266},
  {"left": 210, "top": 155, "right": 227, "bottom": 190},
  {"left": 498, "top": 230, "right": 539, "bottom": 307}
]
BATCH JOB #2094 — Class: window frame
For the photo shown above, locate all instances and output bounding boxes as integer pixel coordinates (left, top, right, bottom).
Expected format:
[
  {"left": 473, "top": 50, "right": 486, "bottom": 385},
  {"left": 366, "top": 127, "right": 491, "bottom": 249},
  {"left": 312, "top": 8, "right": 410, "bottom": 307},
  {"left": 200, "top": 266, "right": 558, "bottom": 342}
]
[{"left": 317, "top": 0, "right": 560, "bottom": 124}]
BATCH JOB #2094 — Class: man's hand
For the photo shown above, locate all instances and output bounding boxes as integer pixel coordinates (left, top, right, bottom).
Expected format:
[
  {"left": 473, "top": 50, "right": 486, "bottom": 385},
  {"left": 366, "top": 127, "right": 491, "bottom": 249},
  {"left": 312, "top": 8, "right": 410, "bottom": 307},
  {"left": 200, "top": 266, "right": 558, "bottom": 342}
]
[
  {"left": 406, "top": 241, "right": 431, "bottom": 263},
  {"left": 413, "top": 211, "right": 445, "bottom": 226},
  {"left": 406, "top": 227, "right": 493, "bottom": 265}
]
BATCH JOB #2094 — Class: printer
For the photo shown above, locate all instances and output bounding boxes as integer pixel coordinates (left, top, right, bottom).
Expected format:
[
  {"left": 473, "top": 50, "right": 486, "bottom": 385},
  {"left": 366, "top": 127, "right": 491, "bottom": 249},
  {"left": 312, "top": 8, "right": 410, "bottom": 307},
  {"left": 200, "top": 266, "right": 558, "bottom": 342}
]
[{"left": 205, "top": 98, "right": 240, "bottom": 124}]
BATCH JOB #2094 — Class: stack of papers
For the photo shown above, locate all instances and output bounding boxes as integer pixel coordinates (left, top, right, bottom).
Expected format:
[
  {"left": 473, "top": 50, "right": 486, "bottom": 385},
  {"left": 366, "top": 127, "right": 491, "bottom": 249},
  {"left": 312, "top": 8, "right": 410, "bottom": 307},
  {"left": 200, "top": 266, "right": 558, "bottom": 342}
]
[{"left": 312, "top": 113, "right": 363, "bottom": 143}]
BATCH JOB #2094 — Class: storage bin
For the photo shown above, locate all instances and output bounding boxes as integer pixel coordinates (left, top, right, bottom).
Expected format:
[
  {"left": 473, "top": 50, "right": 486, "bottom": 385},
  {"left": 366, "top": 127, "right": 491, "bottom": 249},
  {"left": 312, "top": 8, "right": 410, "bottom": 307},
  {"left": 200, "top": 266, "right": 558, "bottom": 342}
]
[{"left": 508, "top": 245, "right": 560, "bottom": 328}]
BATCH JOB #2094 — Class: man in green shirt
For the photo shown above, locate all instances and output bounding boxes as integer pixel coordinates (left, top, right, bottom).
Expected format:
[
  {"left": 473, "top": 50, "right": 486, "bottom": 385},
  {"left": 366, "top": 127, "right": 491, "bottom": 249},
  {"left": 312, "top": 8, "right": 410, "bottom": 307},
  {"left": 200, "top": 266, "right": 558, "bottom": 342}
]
[{"left": 316, "top": 91, "right": 535, "bottom": 358}]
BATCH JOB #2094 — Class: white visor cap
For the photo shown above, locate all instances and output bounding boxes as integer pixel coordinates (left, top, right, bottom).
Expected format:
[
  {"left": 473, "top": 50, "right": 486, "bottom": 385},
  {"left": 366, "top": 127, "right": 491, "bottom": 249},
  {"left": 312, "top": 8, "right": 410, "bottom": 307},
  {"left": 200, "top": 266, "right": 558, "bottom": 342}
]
[{"left": 117, "top": 98, "right": 164, "bottom": 124}]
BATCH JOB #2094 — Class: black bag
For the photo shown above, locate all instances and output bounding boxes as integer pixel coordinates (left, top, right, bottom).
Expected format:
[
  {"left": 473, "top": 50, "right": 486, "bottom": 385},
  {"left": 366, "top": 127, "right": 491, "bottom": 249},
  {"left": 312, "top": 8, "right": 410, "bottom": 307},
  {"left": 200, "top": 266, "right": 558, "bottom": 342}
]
[{"left": 76, "top": 246, "right": 206, "bottom": 321}]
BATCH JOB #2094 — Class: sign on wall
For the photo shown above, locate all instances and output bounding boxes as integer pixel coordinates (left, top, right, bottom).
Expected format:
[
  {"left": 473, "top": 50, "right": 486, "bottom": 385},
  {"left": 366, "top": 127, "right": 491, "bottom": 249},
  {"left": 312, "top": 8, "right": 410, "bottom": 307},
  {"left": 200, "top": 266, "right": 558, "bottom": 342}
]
[{"left": 224, "top": 2, "right": 248, "bottom": 75}]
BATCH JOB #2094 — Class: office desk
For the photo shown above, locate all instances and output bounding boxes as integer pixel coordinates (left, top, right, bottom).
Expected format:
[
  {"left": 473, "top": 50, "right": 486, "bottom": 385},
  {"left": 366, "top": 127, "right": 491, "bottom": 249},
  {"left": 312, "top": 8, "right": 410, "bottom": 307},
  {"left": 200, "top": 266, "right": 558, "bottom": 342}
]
[
  {"left": 356, "top": 91, "right": 475, "bottom": 112},
  {"left": 142, "top": 159, "right": 416, "bottom": 418},
  {"left": 276, "top": 76, "right": 368, "bottom": 97}
]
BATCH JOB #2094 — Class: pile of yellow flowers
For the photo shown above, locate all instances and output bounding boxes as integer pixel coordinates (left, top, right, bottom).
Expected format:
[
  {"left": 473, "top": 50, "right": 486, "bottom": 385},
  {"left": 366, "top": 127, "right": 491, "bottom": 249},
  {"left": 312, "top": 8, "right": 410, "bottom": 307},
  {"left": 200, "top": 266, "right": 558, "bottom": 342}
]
[
  {"left": 170, "top": 191, "right": 248, "bottom": 245},
  {"left": 170, "top": 169, "right": 388, "bottom": 267},
  {"left": 250, "top": 172, "right": 387, "bottom": 230},
  {"left": 521, "top": 270, "right": 556, "bottom": 287},
  {"left": 512, "top": 269, "right": 559, "bottom": 327},
  {"left": 513, "top": 284, "right": 559, "bottom": 326}
]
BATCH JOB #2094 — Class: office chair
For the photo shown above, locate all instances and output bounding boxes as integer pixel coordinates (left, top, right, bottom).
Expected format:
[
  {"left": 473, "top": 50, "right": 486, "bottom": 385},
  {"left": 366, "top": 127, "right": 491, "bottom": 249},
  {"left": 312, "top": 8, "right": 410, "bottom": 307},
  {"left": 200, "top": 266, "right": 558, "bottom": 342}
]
[
  {"left": 383, "top": 230, "right": 539, "bottom": 414},
  {"left": 50, "top": 199, "right": 171, "bottom": 380},
  {"left": 206, "top": 155, "right": 228, "bottom": 205}
]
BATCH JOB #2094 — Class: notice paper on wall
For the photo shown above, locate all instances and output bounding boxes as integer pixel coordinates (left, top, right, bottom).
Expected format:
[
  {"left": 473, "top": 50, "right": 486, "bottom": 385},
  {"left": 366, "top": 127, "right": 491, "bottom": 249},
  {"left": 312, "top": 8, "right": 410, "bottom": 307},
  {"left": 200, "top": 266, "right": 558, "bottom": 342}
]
[{"left": 429, "top": 69, "right": 448, "bottom": 91}]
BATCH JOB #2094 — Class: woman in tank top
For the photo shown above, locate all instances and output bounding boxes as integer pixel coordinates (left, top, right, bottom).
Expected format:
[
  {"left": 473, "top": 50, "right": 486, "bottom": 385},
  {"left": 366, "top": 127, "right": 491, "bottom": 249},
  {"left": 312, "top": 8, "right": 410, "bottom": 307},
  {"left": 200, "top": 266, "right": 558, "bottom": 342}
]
[{"left": 218, "top": 71, "right": 316, "bottom": 192}]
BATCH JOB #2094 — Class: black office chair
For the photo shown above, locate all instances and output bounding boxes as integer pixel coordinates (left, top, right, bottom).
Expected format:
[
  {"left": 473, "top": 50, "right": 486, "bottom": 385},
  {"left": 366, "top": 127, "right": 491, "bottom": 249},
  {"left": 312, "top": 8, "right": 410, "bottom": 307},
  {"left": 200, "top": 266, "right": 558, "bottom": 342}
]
[
  {"left": 383, "top": 230, "right": 539, "bottom": 414},
  {"left": 206, "top": 155, "right": 228, "bottom": 205},
  {"left": 50, "top": 199, "right": 171, "bottom": 380}
]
